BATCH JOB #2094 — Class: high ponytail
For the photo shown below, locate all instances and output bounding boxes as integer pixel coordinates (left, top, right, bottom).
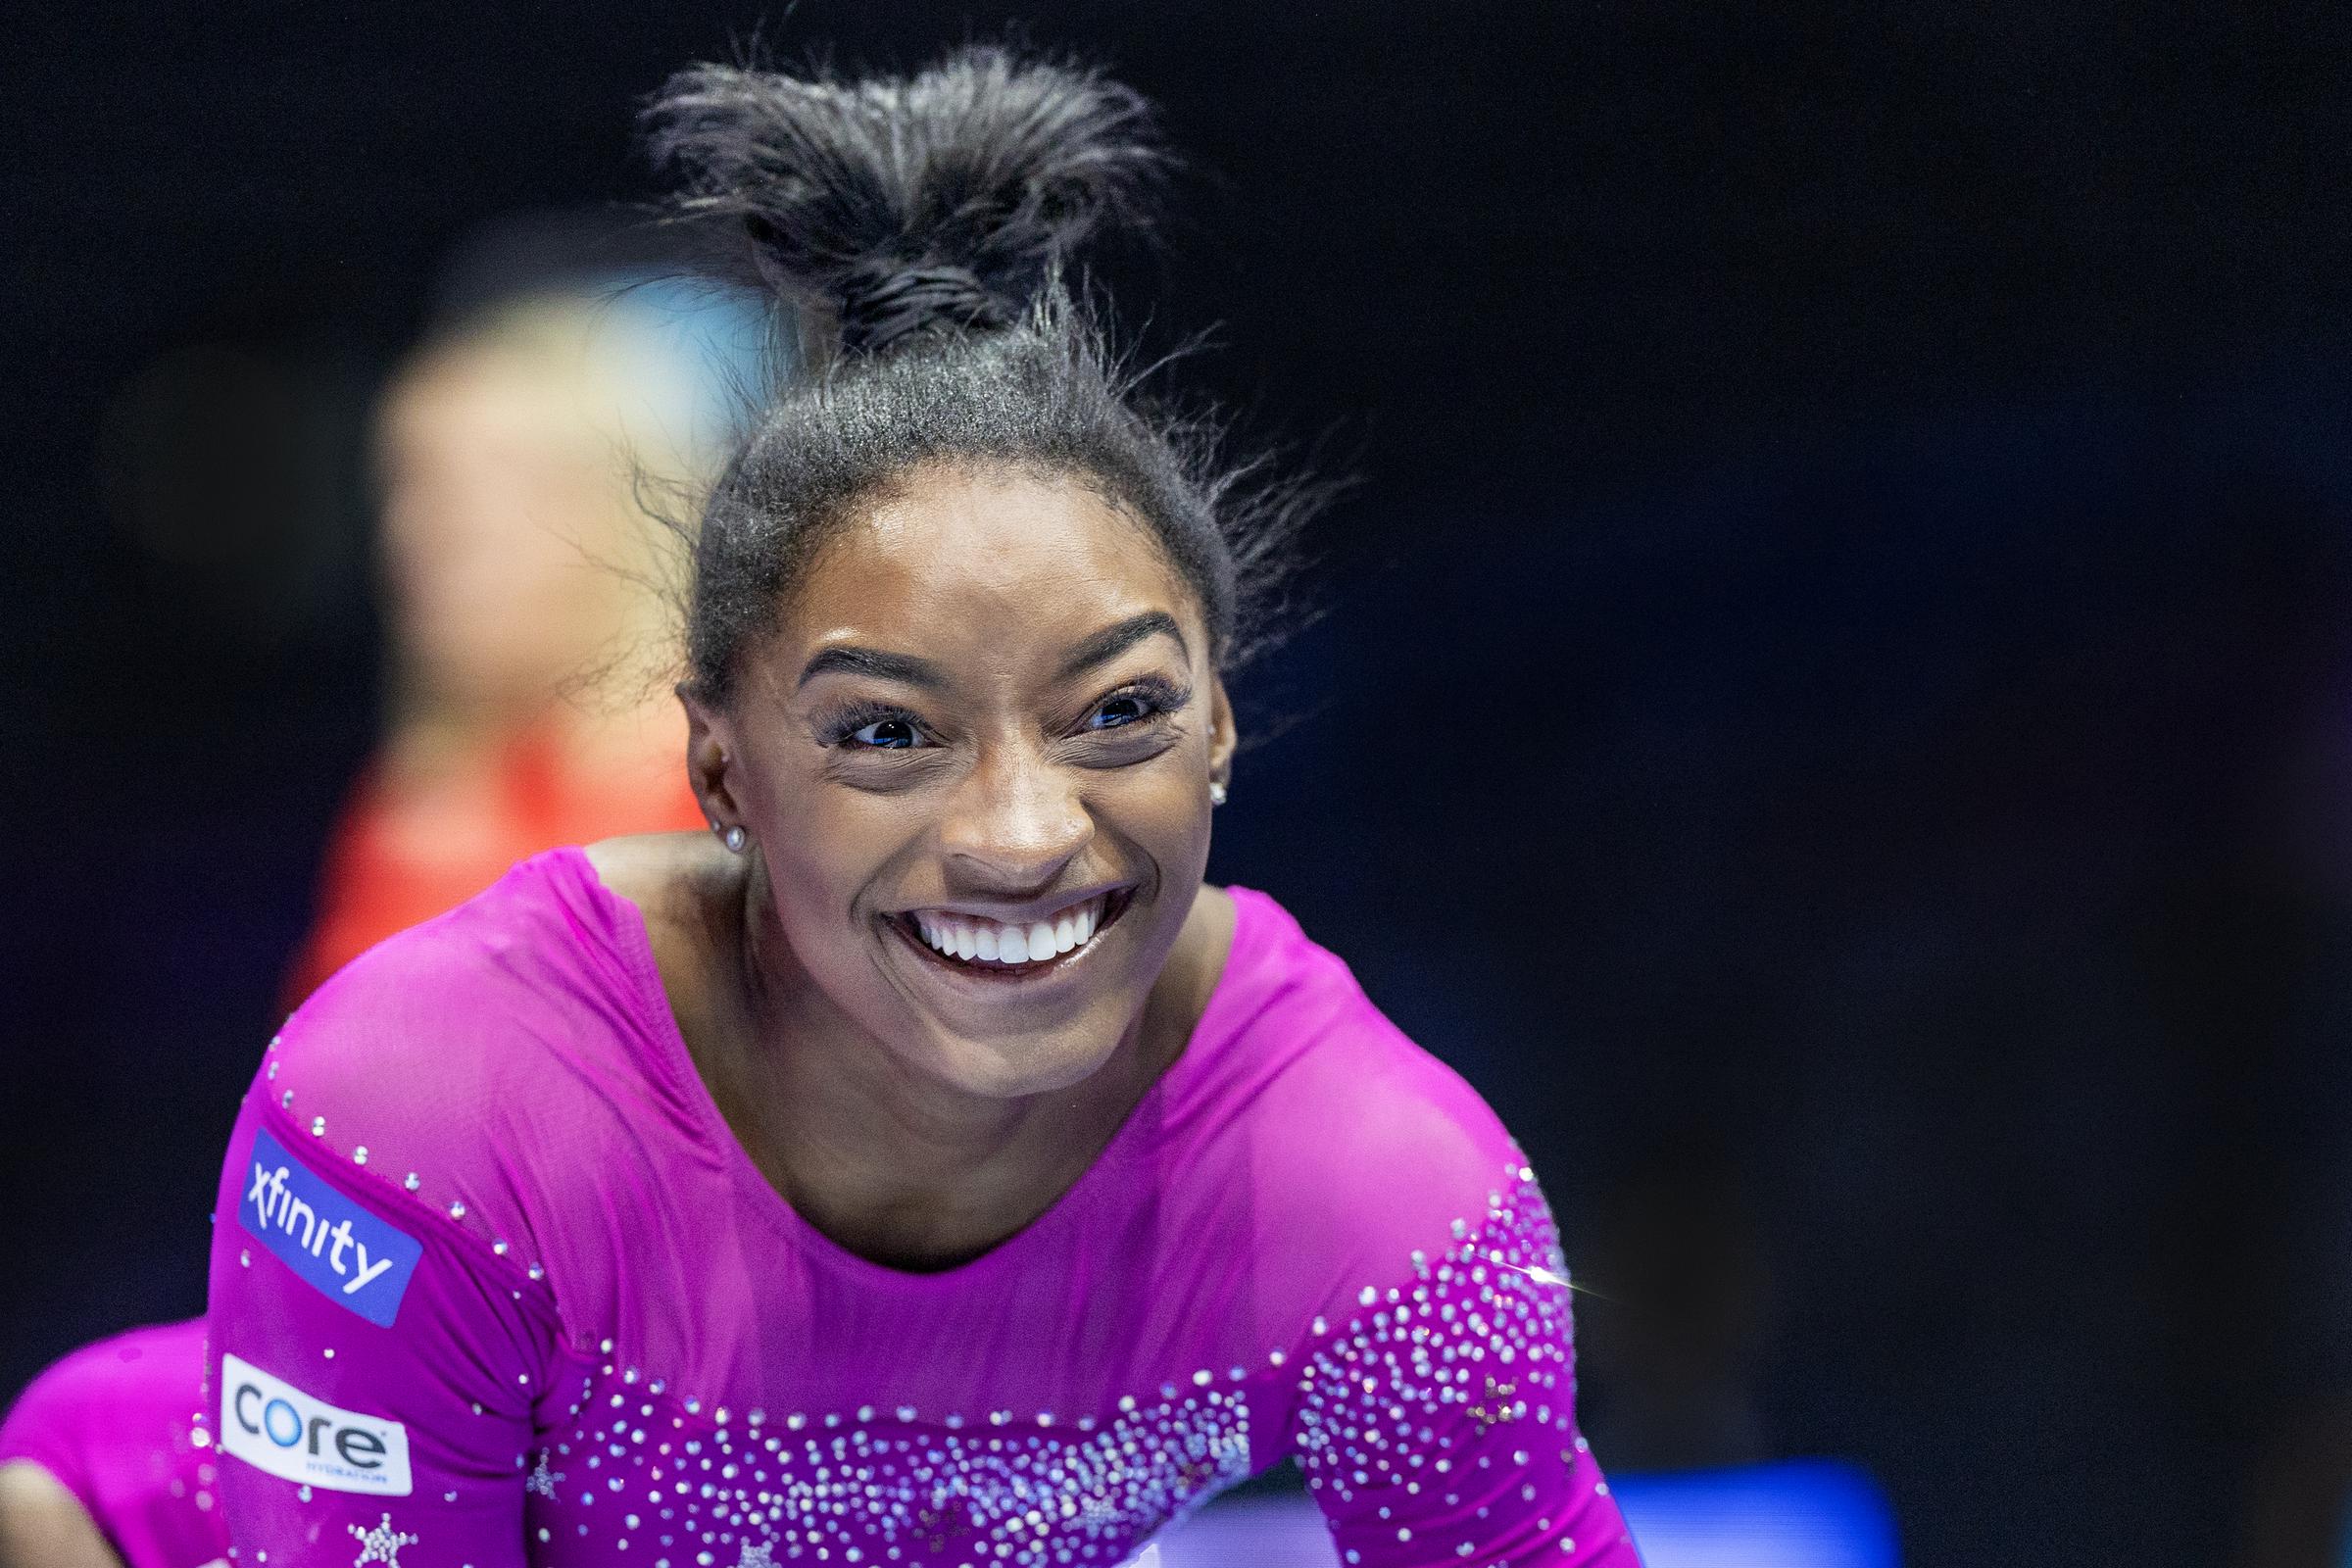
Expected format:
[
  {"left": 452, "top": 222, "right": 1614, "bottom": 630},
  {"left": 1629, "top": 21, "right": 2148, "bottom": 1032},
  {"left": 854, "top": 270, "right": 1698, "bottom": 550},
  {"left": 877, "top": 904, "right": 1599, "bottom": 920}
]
[
  {"left": 646, "top": 48, "right": 1167, "bottom": 359},
  {"left": 643, "top": 44, "right": 1314, "bottom": 708}
]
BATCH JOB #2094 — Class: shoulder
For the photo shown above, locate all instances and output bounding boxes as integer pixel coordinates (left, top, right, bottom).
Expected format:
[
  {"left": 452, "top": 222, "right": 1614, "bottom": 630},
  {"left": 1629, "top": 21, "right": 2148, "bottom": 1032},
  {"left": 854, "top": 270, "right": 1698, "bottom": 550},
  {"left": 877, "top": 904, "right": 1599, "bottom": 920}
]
[
  {"left": 273, "top": 847, "right": 639, "bottom": 1121},
  {"left": 258, "top": 846, "right": 690, "bottom": 1273},
  {"left": 1215, "top": 888, "right": 1535, "bottom": 1271}
]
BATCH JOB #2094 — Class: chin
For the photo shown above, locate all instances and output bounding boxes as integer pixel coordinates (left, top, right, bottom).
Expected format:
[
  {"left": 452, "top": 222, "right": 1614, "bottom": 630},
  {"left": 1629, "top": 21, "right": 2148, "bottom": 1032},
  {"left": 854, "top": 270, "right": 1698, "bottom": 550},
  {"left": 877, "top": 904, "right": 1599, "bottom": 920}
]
[{"left": 928, "top": 1024, "right": 1123, "bottom": 1101}]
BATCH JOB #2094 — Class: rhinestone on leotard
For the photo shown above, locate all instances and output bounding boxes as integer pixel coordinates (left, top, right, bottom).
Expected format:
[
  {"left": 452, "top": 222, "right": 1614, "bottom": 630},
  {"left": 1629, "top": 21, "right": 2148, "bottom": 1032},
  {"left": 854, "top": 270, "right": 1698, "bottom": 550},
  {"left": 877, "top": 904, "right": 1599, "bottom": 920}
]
[
  {"left": 534, "top": 1356, "right": 1252, "bottom": 1567},
  {"left": 486, "top": 1161, "right": 1599, "bottom": 1567}
]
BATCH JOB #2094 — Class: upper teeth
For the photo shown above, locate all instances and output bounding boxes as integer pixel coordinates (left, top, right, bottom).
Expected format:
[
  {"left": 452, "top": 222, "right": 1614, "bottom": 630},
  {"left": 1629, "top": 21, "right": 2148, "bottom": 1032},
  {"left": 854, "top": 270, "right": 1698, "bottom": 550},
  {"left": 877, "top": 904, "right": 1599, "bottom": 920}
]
[{"left": 912, "top": 894, "right": 1109, "bottom": 966}]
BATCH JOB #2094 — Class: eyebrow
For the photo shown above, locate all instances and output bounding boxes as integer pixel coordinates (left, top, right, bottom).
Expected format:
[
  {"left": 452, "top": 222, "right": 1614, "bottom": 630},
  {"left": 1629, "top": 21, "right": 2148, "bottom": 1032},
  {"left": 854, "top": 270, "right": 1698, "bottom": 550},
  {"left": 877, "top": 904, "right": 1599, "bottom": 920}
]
[
  {"left": 796, "top": 611, "right": 1189, "bottom": 691},
  {"left": 1054, "top": 611, "right": 1189, "bottom": 682},
  {"left": 797, "top": 646, "right": 947, "bottom": 690}
]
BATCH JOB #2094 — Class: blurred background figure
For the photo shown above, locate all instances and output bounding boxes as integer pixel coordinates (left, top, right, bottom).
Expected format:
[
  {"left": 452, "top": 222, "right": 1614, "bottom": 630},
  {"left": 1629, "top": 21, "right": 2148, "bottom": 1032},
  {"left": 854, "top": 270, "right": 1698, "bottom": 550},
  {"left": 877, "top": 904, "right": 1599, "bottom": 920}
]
[
  {"left": 285, "top": 257, "right": 761, "bottom": 1002},
  {"left": 0, "top": 220, "right": 763, "bottom": 1568},
  {"left": 0, "top": 1320, "right": 218, "bottom": 1568}
]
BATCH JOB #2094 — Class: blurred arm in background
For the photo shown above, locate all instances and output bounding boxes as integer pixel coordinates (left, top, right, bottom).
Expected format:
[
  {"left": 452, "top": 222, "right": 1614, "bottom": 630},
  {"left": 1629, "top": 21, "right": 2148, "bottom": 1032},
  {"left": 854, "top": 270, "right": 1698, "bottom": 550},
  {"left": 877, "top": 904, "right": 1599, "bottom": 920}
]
[{"left": 0, "top": 1465, "right": 127, "bottom": 1568}]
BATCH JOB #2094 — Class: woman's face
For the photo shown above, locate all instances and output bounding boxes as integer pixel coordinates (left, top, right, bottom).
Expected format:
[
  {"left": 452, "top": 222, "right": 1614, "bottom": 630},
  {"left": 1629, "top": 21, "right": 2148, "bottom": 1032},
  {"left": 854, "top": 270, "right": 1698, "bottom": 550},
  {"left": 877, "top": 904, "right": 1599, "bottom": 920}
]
[
  {"left": 687, "top": 463, "right": 1234, "bottom": 1100},
  {"left": 375, "top": 346, "right": 631, "bottom": 711}
]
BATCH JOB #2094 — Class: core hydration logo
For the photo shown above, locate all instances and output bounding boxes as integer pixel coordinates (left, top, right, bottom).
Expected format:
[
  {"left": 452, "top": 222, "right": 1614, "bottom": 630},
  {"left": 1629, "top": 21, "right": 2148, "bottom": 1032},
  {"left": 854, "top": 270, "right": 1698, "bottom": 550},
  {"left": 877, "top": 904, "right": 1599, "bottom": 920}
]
[
  {"left": 240, "top": 1127, "right": 422, "bottom": 1327},
  {"left": 219, "top": 1352, "right": 413, "bottom": 1494}
]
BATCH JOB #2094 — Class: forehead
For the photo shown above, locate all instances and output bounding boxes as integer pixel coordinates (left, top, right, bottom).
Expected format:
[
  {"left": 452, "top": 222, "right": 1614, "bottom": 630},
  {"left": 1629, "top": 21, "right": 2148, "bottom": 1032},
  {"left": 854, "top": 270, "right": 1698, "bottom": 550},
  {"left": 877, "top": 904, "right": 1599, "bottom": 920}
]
[
  {"left": 378, "top": 348, "right": 580, "bottom": 452},
  {"left": 783, "top": 463, "right": 1196, "bottom": 651}
]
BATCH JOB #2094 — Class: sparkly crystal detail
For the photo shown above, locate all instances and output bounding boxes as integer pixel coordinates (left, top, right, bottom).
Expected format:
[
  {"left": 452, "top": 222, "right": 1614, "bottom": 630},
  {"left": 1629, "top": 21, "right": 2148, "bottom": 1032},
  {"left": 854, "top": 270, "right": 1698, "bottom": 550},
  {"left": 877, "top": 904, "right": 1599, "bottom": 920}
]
[
  {"left": 457, "top": 1163, "right": 1592, "bottom": 1564},
  {"left": 1292, "top": 1160, "right": 1583, "bottom": 1548},
  {"left": 347, "top": 1511, "right": 418, "bottom": 1565},
  {"left": 532, "top": 1365, "right": 1250, "bottom": 1566}
]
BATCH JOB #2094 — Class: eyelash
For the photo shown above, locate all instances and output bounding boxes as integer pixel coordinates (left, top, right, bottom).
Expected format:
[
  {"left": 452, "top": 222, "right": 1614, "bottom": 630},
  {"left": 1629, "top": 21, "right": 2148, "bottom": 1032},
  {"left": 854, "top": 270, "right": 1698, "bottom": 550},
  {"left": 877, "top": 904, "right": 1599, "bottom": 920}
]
[
  {"left": 815, "top": 700, "right": 921, "bottom": 751},
  {"left": 820, "top": 678, "right": 1189, "bottom": 752}
]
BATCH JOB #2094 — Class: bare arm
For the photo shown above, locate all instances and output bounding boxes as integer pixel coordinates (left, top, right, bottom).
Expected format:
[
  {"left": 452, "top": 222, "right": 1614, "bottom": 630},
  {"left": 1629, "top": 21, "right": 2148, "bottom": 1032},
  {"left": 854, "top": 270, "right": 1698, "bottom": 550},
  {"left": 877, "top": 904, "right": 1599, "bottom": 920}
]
[{"left": 0, "top": 1461, "right": 125, "bottom": 1568}]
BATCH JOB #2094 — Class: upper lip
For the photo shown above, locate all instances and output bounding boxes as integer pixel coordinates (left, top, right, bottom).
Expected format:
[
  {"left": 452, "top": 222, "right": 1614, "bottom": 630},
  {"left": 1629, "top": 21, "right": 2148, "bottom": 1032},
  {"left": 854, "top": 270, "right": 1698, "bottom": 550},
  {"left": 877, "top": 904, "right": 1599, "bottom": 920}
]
[{"left": 894, "top": 881, "right": 1133, "bottom": 926}]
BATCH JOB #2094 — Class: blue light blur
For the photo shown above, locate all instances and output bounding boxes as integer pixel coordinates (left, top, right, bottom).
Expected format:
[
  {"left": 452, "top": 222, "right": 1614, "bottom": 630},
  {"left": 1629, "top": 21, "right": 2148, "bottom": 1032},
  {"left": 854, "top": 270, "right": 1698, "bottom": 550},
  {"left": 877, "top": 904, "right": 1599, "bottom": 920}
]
[{"left": 1151, "top": 1461, "right": 1898, "bottom": 1568}]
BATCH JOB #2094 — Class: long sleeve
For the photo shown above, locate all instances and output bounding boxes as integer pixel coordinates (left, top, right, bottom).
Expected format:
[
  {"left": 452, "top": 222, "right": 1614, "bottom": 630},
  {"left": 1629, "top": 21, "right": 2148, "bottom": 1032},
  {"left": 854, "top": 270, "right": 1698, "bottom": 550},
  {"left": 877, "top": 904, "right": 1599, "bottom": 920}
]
[
  {"left": 1286, "top": 1161, "right": 1641, "bottom": 1567},
  {"left": 206, "top": 1046, "right": 560, "bottom": 1567}
]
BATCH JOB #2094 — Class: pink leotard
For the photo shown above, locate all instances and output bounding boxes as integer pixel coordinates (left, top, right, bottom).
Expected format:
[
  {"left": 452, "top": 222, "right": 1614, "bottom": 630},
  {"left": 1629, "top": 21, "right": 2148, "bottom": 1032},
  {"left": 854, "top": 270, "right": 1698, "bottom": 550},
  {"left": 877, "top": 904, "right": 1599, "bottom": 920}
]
[
  {"left": 0, "top": 1318, "right": 227, "bottom": 1567},
  {"left": 203, "top": 847, "right": 1638, "bottom": 1567}
]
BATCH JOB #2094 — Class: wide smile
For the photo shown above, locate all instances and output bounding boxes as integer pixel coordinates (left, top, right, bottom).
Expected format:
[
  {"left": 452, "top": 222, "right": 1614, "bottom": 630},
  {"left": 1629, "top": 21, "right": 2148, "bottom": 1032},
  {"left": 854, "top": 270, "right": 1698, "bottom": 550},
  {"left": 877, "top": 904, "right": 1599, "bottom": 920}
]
[{"left": 882, "top": 887, "right": 1137, "bottom": 986}]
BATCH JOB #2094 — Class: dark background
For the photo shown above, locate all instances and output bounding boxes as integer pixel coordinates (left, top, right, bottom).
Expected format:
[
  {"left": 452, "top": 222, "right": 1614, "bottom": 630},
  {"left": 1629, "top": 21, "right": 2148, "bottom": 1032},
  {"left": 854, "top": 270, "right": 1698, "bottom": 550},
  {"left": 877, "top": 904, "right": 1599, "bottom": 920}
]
[{"left": 8, "top": 5, "right": 2352, "bottom": 1565}]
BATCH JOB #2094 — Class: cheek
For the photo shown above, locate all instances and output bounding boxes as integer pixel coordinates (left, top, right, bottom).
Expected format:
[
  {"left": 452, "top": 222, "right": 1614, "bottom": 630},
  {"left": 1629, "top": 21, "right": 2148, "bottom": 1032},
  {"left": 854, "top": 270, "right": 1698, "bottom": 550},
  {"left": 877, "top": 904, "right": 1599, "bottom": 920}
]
[
  {"left": 762, "top": 835, "right": 906, "bottom": 1010},
  {"left": 1098, "top": 769, "right": 1215, "bottom": 875},
  {"left": 760, "top": 792, "right": 869, "bottom": 906},
  {"left": 747, "top": 762, "right": 915, "bottom": 946}
]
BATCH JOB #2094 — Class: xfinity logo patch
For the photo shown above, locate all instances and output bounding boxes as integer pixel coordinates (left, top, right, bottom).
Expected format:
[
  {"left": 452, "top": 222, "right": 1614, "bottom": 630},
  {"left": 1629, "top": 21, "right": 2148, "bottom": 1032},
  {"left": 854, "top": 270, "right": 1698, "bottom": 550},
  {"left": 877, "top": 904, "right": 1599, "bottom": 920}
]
[
  {"left": 239, "top": 1127, "right": 421, "bottom": 1326},
  {"left": 219, "top": 1353, "right": 412, "bottom": 1495}
]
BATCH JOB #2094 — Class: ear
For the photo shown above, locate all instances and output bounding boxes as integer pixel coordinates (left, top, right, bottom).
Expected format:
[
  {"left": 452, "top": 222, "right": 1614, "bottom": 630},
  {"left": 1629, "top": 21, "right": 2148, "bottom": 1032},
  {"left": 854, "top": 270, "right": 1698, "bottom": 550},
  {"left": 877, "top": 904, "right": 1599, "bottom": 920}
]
[
  {"left": 1205, "top": 672, "right": 1236, "bottom": 791},
  {"left": 677, "top": 682, "right": 746, "bottom": 836}
]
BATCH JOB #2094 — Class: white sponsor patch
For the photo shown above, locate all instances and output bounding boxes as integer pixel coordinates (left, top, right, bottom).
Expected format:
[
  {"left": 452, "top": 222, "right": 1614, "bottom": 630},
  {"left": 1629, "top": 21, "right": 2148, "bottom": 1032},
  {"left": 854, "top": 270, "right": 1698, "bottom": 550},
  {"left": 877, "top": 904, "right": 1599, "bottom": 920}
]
[{"left": 219, "top": 1352, "right": 412, "bottom": 1495}]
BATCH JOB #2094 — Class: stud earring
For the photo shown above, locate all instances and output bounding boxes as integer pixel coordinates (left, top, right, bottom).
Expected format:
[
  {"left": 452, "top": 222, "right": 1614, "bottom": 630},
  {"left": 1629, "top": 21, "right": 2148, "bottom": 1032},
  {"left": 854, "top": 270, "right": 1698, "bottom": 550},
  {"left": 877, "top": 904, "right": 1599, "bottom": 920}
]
[
  {"left": 721, "top": 825, "right": 748, "bottom": 853},
  {"left": 1208, "top": 781, "right": 1228, "bottom": 808}
]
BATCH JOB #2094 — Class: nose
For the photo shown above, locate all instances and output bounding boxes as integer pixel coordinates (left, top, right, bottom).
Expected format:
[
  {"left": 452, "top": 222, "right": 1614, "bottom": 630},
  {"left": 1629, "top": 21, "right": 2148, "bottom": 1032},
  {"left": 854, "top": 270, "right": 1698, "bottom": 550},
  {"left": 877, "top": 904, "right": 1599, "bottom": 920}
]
[{"left": 937, "top": 739, "right": 1093, "bottom": 893}]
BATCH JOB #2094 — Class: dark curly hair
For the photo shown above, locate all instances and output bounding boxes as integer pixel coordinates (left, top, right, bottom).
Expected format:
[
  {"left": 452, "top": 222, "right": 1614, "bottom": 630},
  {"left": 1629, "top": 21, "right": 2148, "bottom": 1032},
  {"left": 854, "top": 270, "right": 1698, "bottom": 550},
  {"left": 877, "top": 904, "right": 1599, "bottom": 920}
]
[{"left": 642, "top": 43, "right": 1319, "bottom": 709}]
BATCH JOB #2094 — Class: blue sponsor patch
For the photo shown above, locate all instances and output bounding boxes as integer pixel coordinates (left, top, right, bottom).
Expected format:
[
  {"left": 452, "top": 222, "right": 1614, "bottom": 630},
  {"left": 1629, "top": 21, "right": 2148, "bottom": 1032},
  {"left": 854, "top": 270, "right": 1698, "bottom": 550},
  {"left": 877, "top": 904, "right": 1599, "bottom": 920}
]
[{"left": 238, "top": 1127, "right": 421, "bottom": 1327}]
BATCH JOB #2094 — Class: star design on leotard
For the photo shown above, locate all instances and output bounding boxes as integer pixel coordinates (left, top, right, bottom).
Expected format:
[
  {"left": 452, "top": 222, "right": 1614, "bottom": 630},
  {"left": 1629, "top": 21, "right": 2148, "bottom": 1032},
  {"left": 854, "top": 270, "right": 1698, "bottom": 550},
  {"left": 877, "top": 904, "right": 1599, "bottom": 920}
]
[
  {"left": 526, "top": 1449, "right": 564, "bottom": 1498},
  {"left": 1468, "top": 1374, "right": 1521, "bottom": 1435},
  {"left": 348, "top": 1512, "right": 418, "bottom": 1566},
  {"left": 735, "top": 1537, "right": 778, "bottom": 1568}
]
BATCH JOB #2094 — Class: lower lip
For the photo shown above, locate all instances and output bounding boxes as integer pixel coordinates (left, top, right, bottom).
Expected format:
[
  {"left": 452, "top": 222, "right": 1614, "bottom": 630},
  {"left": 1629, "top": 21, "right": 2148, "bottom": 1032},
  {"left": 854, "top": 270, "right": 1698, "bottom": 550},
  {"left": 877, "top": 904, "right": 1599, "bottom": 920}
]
[{"left": 882, "top": 892, "right": 1134, "bottom": 990}]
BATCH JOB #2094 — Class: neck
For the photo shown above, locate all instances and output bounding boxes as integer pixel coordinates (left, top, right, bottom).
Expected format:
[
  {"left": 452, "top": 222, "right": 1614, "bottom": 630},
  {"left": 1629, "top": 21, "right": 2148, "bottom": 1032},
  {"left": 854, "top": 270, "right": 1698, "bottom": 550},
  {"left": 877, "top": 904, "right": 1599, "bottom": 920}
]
[{"left": 705, "top": 858, "right": 1197, "bottom": 1273}]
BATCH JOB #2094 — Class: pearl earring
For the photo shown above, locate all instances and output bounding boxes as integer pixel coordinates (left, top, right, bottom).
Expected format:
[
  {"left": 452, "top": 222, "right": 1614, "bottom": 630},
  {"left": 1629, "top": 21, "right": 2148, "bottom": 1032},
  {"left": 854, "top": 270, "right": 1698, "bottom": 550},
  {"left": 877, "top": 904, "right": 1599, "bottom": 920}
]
[
  {"left": 1208, "top": 781, "right": 1228, "bottom": 807},
  {"left": 721, "top": 825, "right": 748, "bottom": 853}
]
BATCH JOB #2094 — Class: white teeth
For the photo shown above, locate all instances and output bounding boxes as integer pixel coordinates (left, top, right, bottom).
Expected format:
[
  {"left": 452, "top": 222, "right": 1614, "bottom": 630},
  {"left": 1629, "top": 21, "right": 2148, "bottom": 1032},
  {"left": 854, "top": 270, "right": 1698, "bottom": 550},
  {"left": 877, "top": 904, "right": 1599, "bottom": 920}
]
[{"left": 908, "top": 893, "right": 1113, "bottom": 969}]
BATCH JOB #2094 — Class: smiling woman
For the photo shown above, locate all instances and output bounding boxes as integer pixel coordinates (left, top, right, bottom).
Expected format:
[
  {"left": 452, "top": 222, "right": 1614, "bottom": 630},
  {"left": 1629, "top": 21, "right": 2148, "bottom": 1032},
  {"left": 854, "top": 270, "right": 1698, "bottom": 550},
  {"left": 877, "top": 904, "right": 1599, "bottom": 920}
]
[
  {"left": 670, "top": 464, "right": 1236, "bottom": 1129},
  {"left": 12, "top": 40, "right": 1638, "bottom": 1568}
]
